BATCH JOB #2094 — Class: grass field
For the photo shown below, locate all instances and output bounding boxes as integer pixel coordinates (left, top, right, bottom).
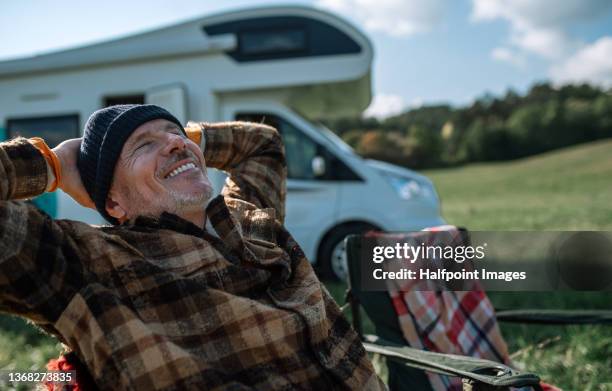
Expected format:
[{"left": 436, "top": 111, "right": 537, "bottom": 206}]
[
  {"left": 422, "top": 139, "right": 612, "bottom": 390},
  {"left": 327, "top": 138, "right": 612, "bottom": 390},
  {"left": 427, "top": 138, "right": 612, "bottom": 230},
  {"left": 1, "top": 139, "right": 612, "bottom": 390}
]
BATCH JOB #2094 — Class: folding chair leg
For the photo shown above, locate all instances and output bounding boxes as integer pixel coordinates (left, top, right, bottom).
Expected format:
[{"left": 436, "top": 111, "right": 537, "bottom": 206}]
[{"left": 462, "top": 379, "right": 544, "bottom": 391}]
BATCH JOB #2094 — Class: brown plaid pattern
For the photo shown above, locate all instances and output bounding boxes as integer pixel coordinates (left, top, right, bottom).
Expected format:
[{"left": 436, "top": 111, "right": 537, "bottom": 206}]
[{"left": 0, "top": 123, "right": 384, "bottom": 390}]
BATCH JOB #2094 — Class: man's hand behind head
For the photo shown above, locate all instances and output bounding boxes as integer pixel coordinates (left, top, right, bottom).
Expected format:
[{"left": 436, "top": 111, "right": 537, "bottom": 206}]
[{"left": 53, "top": 138, "right": 95, "bottom": 209}]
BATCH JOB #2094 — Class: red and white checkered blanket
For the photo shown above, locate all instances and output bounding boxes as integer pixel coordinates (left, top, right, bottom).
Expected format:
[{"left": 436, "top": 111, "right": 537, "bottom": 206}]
[{"left": 379, "top": 226, "right": 511, "bottom": 391}]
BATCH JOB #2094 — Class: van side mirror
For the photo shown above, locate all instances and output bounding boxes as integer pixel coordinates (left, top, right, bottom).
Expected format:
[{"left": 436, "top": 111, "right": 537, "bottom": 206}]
[{"left": 312, "top": 156, "right": 326, "bottom": 177}]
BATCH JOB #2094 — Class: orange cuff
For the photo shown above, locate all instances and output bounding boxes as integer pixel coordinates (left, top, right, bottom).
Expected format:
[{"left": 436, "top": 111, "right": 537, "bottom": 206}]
[
  {"left": 185, "top": 126, "right": 202, "bottom": 146},
  {"left": 29, "top": 137, "right": 62, "bottom": 192}
]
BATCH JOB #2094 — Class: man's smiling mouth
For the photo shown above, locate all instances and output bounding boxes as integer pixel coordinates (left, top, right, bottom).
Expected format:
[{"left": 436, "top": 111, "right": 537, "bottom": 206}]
[
  {"left": 161, "top": 157, "right": 200, "bottom": 179},
  {"left": 166, "top": 162, "right": 197, "bottom": 179}
]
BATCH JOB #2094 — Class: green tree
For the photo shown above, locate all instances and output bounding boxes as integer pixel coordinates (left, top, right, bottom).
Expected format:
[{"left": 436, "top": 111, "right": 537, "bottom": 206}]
[
  {"left": 593, "top": 94, "right": 612, "bottom": 138},
  {"left": 460, "top": 118, "right": 517, "bottom": 161},
  {"left": 407, "top": 124, "right": 443, "bottom": 167},
  {"left": 342, "top": 129, "right": 365, "bottom": 149},
  {"left": 325, "top": 82, "right": 611, "bottom": 168},
  {"left": 506, "top": 101, "right": 561, "bottom": 155},
  {"left": 563, "top": 98, "right": 598, "bottom": 144}
]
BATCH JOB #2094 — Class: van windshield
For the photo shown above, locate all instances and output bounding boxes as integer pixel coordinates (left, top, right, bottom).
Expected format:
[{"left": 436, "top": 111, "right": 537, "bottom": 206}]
[{"left": 314, "top": 122, "right": 356, "bottom": 155}]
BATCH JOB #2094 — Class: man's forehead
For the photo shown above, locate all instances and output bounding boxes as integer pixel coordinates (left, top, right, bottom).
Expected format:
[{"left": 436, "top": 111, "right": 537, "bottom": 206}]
[
  {"left": 120, "top": 119, "right": 182, "bottom": 157},
  {"left": 130, "top": 119, "right": 180, "bottom": 139}
]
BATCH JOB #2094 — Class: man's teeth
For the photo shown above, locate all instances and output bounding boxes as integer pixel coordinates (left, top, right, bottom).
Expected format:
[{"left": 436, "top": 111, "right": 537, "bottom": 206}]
[{"left": 167, "top": 163, "right": 196, "bottom": 178}]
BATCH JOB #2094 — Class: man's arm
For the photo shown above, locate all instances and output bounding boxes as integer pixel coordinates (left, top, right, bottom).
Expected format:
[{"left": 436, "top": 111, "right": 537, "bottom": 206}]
[
  {"left": 188, "top": 121, "right": 287, "bottom": 223},
  {"left": 0, "top": 138, "right": 48, "bottom": 199},
  {"left": 0, "top": 138, "right": 84, "bottom": 323}
]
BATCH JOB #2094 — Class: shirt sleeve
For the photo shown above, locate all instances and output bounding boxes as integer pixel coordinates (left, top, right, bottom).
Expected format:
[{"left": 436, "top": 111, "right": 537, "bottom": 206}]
[
  {"left": 190, "top": 122, "right": 287, "bottom": 223},
  {"left": 0, "top": 137, "right": 85, "bottom": 324}
]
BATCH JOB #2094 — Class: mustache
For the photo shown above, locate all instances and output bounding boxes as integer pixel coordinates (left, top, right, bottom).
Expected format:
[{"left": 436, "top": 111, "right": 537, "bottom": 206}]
[{"left": 157, "top": 150, "right": 201, "bottom": 177}]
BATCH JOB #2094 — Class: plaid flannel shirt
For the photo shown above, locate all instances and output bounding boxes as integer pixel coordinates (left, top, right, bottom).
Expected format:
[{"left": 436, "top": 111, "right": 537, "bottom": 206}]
[{"left": 0, "top": 122, "right": 384, "bottom": 390}]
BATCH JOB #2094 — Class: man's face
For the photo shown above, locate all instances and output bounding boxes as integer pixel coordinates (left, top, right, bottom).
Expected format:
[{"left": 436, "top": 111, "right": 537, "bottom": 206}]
[{"left": 107, "top": 119, "right": 213, "bottom": 222}]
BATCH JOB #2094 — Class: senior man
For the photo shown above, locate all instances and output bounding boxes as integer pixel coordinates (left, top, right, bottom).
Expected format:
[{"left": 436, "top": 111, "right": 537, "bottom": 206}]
[{"left": 0, "top": 104, "right": 383, "bottom": 390}]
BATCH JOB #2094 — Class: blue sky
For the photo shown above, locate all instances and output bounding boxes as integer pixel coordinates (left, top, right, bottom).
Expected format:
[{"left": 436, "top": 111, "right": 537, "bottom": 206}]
[{"left": 2, "top": 0, "right": 611, "bottom": 117}]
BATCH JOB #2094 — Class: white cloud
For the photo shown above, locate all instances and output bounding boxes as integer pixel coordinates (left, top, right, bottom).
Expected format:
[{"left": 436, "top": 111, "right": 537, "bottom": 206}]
[
  {"left": 471, "top": 0, "right": 611, "bottom": 29},
  {"left": 550, "top": 36, "right": 612, "bottom": 88},
  {"left": 491, "top": 46, "right": 527, "bottom": 68},
  {"left": 317, "top": 0, "right": 446, "bottom": 37},
  {"left": 508, "top": 27, "right": 572, "bottom": 59},
  {"left": 364, "top": 93, "right": 406, "bottom": 118},
  {"left": 471, "top": 0, "right": 611, "bottom": 59}
]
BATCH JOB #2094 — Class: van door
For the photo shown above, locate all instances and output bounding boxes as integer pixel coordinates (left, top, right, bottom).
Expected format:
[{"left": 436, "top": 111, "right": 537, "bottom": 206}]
[{"left": 229, "top": 111, "right": 340, "bottom": 262}]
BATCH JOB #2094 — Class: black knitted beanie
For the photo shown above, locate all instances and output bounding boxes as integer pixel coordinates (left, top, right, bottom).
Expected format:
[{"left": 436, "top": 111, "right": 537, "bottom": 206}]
[{"left": 77, "top": 104, "right": 185, "bottom": 224}]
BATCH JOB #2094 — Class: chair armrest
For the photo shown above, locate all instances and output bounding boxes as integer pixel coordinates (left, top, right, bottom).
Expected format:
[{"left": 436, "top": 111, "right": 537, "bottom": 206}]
[
  {"left": 495, "top": 309, "right": 612, "bottom": 325},
  {"left": 362, "top": 335, "right": 541, "bottom": 390}
]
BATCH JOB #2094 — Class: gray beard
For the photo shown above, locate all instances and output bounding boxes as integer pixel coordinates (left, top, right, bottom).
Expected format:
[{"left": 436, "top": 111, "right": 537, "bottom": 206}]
[
  {"left": 123, "top": 186, "right": 211, "bottom": 222},
  {"left": 166, "top": 187, "right": 211, "bottom": 214}
]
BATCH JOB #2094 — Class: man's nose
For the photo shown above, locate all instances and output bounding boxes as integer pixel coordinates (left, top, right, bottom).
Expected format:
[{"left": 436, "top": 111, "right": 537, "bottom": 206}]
[{"left": 162, "top": 133, "right": 187, "bottom": 155}]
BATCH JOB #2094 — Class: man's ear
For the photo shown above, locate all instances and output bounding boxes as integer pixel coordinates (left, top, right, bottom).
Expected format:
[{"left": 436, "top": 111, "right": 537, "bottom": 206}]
[{"left": 106, "top": 192, "right": 128, "bottom": 223}]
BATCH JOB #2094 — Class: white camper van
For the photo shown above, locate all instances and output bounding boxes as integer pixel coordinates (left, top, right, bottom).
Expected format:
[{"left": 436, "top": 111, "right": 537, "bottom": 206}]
[{"left": 0, "top": 5, "right": 444, "bottom": 280}]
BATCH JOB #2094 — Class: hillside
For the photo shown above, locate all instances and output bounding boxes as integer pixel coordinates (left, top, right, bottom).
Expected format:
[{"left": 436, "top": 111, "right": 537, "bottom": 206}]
[
  {"left": 424, "top": 138, "right": 612, "bottom": 230},
  {"left": 420, "top": 139, "right": 612, "bottom": 388}
]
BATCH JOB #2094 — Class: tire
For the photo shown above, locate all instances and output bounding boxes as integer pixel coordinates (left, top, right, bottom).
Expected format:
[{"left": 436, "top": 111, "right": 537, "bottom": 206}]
[{"left": 317, "top": 223, "right": 378, "bottom": 282}]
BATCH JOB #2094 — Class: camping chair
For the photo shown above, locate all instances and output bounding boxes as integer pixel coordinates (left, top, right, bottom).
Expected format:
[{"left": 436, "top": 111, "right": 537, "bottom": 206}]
[
  {"left": 343, "top": 231, "right": 612, "bottom": 391},
  {"left": 344, "top": 232, "right": 541, "bottom": 391}
]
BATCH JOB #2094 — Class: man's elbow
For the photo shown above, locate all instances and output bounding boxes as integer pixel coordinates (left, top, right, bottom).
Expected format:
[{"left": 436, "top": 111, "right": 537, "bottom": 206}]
[{"left": 250, "top": 123, "right": 286, "bottom": 164}]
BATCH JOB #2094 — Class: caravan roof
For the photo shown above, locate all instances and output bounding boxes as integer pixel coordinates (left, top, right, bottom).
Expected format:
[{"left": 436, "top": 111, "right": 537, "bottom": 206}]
[
  {"left": 0, "top": 6, "right": 372, "bottom": 79},
  {"left": 0, "top": 5, "right": 373, "bottom": 118}
]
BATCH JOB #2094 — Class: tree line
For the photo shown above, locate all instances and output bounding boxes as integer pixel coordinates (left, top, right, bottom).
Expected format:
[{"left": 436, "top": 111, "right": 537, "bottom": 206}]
[{"left": 322, "top": 82, "right": 612, "bottom": 168}]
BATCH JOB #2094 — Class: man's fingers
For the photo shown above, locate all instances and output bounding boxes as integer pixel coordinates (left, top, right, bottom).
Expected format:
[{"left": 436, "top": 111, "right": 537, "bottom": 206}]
[{"left": 53, "top": 138, "right": 95, "bottom": 210}]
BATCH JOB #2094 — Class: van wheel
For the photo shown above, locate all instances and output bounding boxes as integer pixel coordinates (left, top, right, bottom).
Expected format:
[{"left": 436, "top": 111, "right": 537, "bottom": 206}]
[{"left": 318, "top": 223, "right": 378, "bottom": 282}]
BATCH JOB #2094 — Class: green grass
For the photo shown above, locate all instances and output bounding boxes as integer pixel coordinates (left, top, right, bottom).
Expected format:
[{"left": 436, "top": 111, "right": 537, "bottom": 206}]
[
  {"left": 2, "top": 139, "right": 612, "bottom": 389},
  {"left": 425, "top": 138, "right": 612, "bottom": 230},
  {"left": 423, "top": 140, "right": 612, "bottom": 388}
]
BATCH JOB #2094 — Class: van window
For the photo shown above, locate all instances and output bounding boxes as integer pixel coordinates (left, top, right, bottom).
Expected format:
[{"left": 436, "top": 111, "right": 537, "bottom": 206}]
[
  {"left": 240, "top": 28, "right": 306, "bottom": 56},
  {"left": 204, "top": 16, "right": 361, "bottom": 62},
  {"left": 236, "top": 113, "right": 362, "bottom": 181},
  {"left": 104, "top": 95, "right": 145, "bottom": 107},
  {"left": 236, "top": 113, "right": 316, "bottom": 179},
  {"left": 7, "top": 114, "right": 79, "bottom": 148}
]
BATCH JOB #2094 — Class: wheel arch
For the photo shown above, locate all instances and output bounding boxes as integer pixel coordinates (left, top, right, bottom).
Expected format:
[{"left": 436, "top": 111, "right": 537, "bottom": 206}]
[{"left": 315, "top": 219, "right": 382, "bottom": 266}]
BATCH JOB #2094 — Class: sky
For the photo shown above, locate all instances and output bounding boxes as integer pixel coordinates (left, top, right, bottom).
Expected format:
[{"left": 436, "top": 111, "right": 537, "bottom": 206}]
[{"left": 1, "top": 0, "right": 612, "bottom": 118}]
